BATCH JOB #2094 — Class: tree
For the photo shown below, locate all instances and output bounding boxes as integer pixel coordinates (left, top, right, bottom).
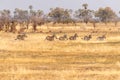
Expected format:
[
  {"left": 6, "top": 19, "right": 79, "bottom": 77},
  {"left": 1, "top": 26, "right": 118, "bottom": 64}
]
[
  {"left": 48, "top": 7, "right": 72, "bottom": 24},
  {"left": 61, "top": 9, "right": 73, "bottom": 24},
  {"left": 95, "top": 7, "right": 117, "bottom": 24},
  {"left": 29, "top": 5, "right": 33, "bottom": 11},
  {"left": 82, "top": 3, "right": 88, "bottom": 10},
  {"left": 28, "top": 5, "right": 44, "bottom": 32},
  {"left": 75, "top": 3, "right": 93, "bottom": 24},
  {"left": 14, "top": 8, "right": 29, "bottom": 22},
  {"left": 0, "top": 9, "right": 11, "bottom": 32}
]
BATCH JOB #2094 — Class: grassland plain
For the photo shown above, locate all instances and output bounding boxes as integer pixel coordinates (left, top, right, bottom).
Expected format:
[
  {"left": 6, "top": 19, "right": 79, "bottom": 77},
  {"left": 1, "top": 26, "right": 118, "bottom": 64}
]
[{"left": 1, "top": 23, "right": 120, "bottom": 80}]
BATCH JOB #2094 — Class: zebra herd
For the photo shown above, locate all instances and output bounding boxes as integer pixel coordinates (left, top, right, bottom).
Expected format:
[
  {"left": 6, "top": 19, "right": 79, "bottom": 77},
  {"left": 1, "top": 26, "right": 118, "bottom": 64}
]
[
  {"left": 14, "top": 33, "right": 106, "bottom": 41},
  {"left": 45, "top": 33, "right": 79, "bottom": 41},
  {"left": 45, "top": 33, "right": 106, "bottom": 41}
]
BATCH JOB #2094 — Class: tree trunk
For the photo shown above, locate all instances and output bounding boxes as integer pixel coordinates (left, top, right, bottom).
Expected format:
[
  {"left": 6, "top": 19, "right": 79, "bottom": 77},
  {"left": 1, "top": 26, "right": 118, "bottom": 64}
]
[
  {"left": 33, "top": 23, "right": 37, "bottom": 32},
  {"left": 115, "top": 21, "right": 117, "bottom": 27},
  {"left": 10, "top": 22, "right": 16, "bottom": 33}
]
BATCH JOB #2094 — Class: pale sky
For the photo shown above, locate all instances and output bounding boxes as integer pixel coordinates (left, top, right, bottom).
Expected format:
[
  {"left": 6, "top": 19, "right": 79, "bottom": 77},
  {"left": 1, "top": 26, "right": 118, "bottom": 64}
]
[{"left": 0, "top": 0, "right": 120, "bottom": 15}]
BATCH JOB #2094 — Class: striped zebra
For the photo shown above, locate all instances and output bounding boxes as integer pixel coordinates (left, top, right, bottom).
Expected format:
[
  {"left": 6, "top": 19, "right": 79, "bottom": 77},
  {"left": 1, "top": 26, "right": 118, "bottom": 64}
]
[
  {"left": 15, "top": 33, "right": 27, "bottom": 40},
  {"left": 97, "top": 35, "right": 106, "bottom": 41},
  {"left": 82, "top": 35, "right": 92, "bottom": 41},
  {"left": 69, "top": 33, "right": 78, "bottom": 40},
  {"left": 59, "top": 34, "right": 68, "bottom": 41},
  {"left": 45, "top": 34, "right": 57, "bottom": 41}
]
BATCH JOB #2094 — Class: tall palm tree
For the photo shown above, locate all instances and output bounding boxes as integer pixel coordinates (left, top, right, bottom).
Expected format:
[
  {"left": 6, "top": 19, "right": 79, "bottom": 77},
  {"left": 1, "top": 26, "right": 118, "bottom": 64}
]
[
  {"left": 82, "top": 3, "right": 88, "bottom": 9},
  {"left": 29, "top": 5, "right": 33, "bottom": 10}
]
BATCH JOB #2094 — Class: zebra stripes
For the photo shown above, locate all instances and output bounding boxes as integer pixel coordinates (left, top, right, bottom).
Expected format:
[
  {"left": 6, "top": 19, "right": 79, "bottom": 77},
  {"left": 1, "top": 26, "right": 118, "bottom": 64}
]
[
  {"left": 82, "top": 35, "right": 92, "bottom": 41},
  {"left": 15, "top": 33, "right": 27, "bottom": 40},
  {"left": 59, "top": 34, "right": 68, "bottom": 40},
  {"left": 69, "top": 33, "right": 78, "bottom": 40},
  {"left": 13, "top": 33, "right": 106, "bottom": 41},
  {"left": 45, "top": 34, "right": 57, "bottom": 41},
  {"left": 97, "top": 35, "right": 106, "bottom": 41}
]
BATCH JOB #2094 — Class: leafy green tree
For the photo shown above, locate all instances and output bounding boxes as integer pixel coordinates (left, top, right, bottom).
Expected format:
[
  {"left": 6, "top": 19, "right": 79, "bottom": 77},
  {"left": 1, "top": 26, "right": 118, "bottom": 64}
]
[
  {"left": 75, "top": 3, "right": 93, "bottom": 24},
  {"left": 48, "top": 7, "right": 72, "bottom": 24},
  {"left": 95, "top": 7, "right": 117, "bottom": 23},
  {"left": 14, "top": 8, "right": 29, "bottom": 22}
]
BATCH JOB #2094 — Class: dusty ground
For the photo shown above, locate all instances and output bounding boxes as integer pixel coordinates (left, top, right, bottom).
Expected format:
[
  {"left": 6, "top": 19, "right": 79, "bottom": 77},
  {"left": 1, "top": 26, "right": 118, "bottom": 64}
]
[{"left": 0, "top": 24, "right": 120, "bottom": 80}]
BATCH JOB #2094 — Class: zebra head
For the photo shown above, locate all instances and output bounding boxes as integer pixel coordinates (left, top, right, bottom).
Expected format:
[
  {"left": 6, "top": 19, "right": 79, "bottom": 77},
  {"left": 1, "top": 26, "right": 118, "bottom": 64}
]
[
  {"left": 74, "top": 33, "right": 78, "bottom": 37},
  {"left": 88, "top": 35, "right": 92, "bottom": 38},
  {"left": 102, "top": 35, "right": 106, "bottom": 38},
  {"left": 52, "top": 34, "right": 57, "bottom": 39},
  {"left": 63, "top": 34, "right": 67, "bottom": 38}
]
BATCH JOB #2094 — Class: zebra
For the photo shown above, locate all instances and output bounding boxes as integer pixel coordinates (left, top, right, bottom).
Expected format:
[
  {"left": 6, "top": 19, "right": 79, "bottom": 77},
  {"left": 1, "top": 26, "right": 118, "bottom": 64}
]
[
  {"left": 59, "top": 34, "right": 68, "bottom": 41},
  {"left": 69, "top": 33, "right": 78, "bottom": 40},
  {"left": 97, "top": 35, "right": 106, "bottom": 41},
  {"left": 15, "top": 33, "right": 27, "bottom": 40},
  {"left": 82, "top": 35, "right": 92, "bottom": 41},
  {"left": 45, "top": 34, "right": 57, "bottom": 41}
]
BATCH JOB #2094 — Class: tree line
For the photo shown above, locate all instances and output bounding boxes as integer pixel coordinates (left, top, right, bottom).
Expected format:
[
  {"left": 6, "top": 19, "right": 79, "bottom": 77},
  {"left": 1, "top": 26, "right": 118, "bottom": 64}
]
[{"left": 0, "top": 4, "right": 119, "bottom": 32}]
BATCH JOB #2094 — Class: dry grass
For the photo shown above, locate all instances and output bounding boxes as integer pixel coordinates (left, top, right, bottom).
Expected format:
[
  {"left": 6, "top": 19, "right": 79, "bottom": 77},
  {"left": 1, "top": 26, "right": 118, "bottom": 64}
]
[{"left": 1, "top": 23, "right": 120, "bottom": 80}]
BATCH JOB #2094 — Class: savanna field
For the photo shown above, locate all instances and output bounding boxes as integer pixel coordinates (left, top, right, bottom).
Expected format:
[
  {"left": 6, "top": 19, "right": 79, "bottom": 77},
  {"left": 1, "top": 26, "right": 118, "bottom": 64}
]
[{"left": 1, "top": 23, "right": 120, "bottom": 80}]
